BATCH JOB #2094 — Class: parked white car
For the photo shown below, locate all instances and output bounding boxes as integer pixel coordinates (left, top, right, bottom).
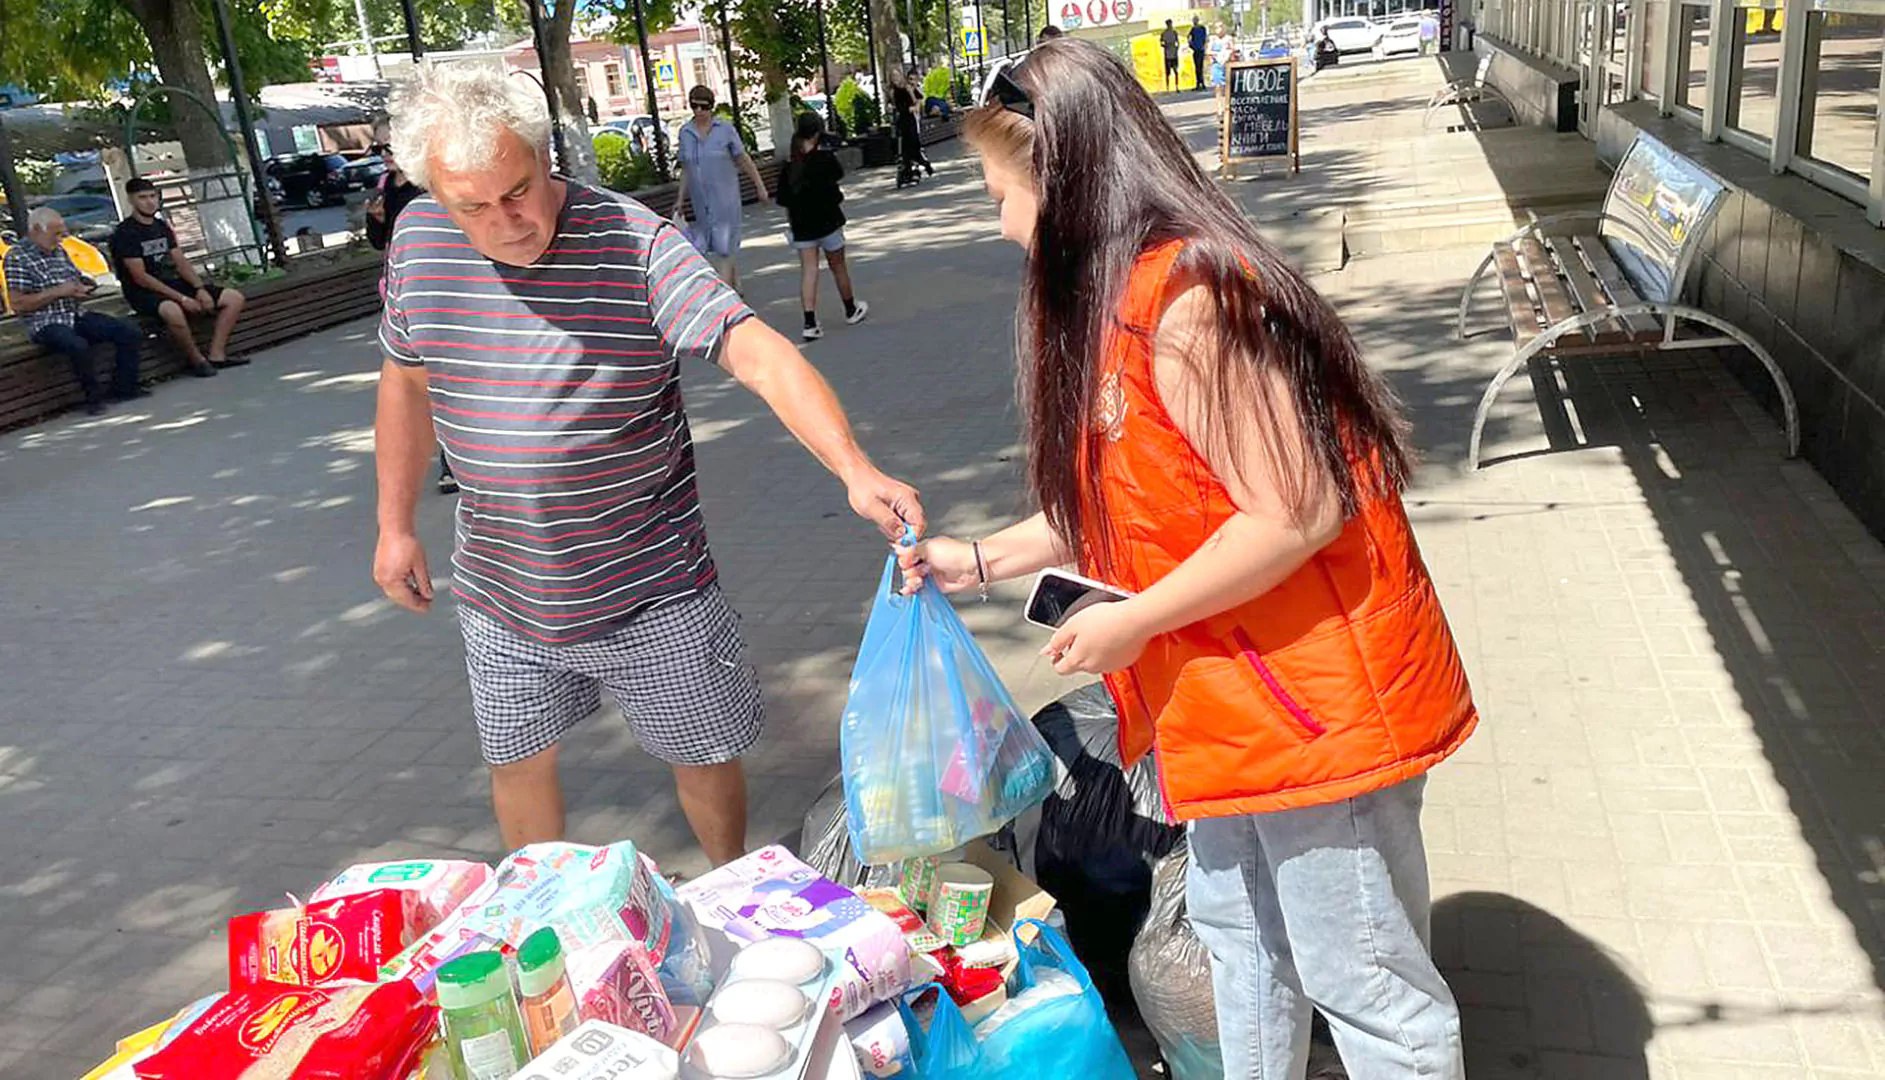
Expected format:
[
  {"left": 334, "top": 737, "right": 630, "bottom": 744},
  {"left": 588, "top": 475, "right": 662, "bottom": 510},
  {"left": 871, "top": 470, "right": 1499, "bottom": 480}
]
[
  {"left": 1315, "top": 17, "right": 1383, "bottom": 54},
  {"left": 1374, "top": 16, "right": 1426, "bottom": 56}
]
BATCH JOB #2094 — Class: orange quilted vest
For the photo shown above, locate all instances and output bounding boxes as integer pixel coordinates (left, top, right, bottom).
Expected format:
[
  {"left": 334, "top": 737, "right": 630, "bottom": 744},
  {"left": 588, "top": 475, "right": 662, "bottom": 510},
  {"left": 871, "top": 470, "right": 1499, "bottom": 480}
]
[{"left": 1089, "top": 241, "right": 1477, "bottom": 820}]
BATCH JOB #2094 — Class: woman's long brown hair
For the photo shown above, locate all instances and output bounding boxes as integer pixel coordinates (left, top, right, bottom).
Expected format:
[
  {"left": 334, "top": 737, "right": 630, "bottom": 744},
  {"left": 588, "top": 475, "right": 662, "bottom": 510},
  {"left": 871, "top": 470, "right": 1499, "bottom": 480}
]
[{"left": 965, "top": 39, "right": 1411, "bottom": 573}]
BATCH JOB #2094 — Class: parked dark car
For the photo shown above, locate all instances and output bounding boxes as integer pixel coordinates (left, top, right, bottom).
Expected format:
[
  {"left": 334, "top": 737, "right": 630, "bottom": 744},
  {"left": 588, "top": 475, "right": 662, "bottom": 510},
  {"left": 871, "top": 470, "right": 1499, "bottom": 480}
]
[
  {"left": 265, "top": 153, "right": 352, "bottom": 208},
  {"left": 341, "top": 155, "right": 388, "bottom": 190}
]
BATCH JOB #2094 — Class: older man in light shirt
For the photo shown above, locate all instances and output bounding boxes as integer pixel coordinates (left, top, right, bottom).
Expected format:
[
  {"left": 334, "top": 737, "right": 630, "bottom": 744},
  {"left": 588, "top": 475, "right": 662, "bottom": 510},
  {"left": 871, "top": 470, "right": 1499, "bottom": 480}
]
[{"left": 4, "top": 208, "right": 145, "bottom": 415}]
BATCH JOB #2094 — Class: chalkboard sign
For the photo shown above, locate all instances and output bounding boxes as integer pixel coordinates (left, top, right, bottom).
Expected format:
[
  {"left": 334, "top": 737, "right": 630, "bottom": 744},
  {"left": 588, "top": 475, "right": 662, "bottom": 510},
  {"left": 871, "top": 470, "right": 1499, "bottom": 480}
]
[{"left": 1219, "top": 58, "right": 1299, "bottom": 175}]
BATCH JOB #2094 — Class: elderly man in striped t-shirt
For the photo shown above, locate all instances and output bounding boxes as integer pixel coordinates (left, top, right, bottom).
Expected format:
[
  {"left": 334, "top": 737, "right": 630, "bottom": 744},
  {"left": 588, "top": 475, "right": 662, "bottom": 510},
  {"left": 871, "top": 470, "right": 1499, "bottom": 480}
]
[{"left": 372, "top": 64, "right": 924, "bottom": 865}]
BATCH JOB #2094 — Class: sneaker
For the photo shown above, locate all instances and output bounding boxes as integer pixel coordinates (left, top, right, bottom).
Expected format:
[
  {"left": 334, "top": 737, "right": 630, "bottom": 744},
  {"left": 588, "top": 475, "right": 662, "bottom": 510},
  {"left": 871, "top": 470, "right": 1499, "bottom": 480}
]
[
  {"left": 111, "top": 387, "right": 152, "bottom": 402},
  {"left": 438, "top": 471, "right": 460, "bottom": 495},
  {"left": 211, "top": 352, "right": 252, "bottom": 368},
  {"left": 84, "top": 399, "right": 108, "bottom": 416},
  {"left": 844, "top": 300, "right": 870, "bottom": 326},
  {"left": 801, "top": 323, "right": 825, "bottom": 341},
  {"left": 189, "top": 362, "right": 218, "bottom": 378}
]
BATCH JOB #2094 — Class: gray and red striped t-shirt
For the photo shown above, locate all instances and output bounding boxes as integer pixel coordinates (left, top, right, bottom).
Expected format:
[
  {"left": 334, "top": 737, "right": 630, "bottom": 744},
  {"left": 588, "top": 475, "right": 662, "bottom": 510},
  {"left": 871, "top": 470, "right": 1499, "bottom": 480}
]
[{"left": 379, "top": 180, "right": 754, "bottom": 644}]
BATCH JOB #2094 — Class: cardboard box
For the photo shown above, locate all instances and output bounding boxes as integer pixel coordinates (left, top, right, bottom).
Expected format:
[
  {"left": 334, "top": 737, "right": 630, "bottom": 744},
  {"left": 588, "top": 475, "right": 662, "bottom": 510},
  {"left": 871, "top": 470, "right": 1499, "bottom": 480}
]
[{"left": 960, "top": 839, "right": 1056, "bottom": 952}]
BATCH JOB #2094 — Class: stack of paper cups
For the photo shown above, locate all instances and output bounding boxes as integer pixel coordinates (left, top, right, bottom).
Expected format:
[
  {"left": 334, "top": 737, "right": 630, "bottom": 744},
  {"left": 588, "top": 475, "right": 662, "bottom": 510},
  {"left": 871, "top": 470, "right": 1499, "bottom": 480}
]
[{"left": 926, "top": 863, "right": 995, "bottom": 947}]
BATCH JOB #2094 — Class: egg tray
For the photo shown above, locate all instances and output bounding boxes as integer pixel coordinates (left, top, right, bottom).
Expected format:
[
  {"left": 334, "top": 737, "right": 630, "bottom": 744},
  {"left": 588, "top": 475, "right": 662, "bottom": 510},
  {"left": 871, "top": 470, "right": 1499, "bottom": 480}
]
[{"left": 680, "top": 945, "right": 843, "bottom": 1080}]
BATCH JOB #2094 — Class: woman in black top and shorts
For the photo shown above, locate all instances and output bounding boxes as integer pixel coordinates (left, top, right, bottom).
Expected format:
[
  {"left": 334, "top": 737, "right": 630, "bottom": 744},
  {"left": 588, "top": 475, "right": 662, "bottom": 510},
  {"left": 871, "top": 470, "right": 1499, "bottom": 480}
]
[{"left": 777, "top": 112, "right": 869, "bottom": 341}]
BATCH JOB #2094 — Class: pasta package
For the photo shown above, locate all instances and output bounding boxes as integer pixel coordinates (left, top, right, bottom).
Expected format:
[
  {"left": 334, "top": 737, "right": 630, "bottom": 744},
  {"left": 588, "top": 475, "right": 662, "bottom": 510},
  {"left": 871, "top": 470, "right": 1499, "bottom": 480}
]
[
  {"left": 229, "top": 890, "right": 408, "bottom": 989},
  {"left": 133, "top": 982, "right": 437, "bottom": 1080}
]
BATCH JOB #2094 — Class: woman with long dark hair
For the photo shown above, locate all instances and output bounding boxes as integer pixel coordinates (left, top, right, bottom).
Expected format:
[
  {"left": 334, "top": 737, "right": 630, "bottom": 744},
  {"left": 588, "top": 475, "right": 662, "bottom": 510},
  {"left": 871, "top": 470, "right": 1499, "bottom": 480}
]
[
  {"left": 777, "top": 111, "right": 868, "bottom": 340},
  {"left": 899, "top": 40, "right": 1475, "bottom": 1079}
]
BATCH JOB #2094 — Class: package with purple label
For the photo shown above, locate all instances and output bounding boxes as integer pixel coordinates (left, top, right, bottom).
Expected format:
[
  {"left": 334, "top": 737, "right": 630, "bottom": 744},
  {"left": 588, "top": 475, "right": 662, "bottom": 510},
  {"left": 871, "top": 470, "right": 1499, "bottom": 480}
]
[{"left": 677, "top": 846, "right": 914, "bottom": 1021}]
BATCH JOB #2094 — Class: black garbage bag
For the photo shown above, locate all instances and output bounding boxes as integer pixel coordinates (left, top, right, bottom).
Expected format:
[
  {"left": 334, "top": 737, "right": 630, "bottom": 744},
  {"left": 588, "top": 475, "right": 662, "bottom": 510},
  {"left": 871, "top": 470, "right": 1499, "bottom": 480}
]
[
  {"left": 1033, "top": 683, "right": 1179, "bottom": 866},
  {"left": 1129, "top": 844, "right": 1223, "bottom": 1080},
  {"left": 1030, "top": 683, "right": 1184, "bottom": 1014}
]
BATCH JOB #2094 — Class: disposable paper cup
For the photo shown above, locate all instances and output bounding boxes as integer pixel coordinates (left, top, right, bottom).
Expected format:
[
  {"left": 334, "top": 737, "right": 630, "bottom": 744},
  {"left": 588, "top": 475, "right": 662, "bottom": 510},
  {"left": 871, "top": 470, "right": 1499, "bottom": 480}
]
[
  {"left": 898, "top": 855, "right": 941, "bottom": 914},
  {"left": 926, "top": 863, "right": 994, "bottom": 947}
]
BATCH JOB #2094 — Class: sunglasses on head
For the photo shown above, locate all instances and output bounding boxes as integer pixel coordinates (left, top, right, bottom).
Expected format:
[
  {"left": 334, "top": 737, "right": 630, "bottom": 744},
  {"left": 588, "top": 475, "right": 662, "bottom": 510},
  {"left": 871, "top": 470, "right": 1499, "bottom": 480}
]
[{"left": 984, "top": 66, "right": 1034, "bottom": 120}]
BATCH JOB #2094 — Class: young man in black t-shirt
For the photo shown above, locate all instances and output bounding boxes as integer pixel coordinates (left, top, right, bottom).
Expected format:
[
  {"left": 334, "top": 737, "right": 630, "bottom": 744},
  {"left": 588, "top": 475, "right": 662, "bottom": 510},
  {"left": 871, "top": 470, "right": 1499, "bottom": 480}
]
[{"left": 109, "top": 177, "right": 249, "bottom": 377}]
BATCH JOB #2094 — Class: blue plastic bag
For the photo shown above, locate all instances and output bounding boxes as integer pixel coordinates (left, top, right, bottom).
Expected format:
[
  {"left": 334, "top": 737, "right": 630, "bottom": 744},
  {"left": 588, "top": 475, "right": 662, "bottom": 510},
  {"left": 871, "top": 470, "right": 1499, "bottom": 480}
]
[
  {"left": 841, "top": 552, "right": 1054, "bottom": 865},
  {"left": 896, "top": 920, "right": 1137, "bottom": 1080}
]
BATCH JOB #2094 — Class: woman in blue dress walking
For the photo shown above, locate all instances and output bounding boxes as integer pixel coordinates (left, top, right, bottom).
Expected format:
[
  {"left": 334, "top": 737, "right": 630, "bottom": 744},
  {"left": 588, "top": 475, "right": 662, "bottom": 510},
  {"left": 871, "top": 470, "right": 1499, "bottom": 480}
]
[{"left": 671, "top": 85, "right": 771, "bottom": 291}]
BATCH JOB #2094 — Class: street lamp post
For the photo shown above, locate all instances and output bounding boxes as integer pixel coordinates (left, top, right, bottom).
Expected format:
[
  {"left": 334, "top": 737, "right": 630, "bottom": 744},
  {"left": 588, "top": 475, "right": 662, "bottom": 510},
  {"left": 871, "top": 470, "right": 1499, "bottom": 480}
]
[
  {"left": 864, "top": 0, "right": 882, "bottom": 118},
  {"left": 399, "top": 0, "right": 423, "bottom": 59},
  {"left": 628, "top": 0, "right": 670, "bottom": 179},
  {"left": 718, "top": 0, "right": 742, "bottom": 132},
  {"left": 813, "top": 0, "right": 839, "bottom": 134},
  {"left": 208, "top": 0, "right": 289, "bottom": 266},
  {"left": 0, "top": 116, "right": 28, "bottom": 236}
]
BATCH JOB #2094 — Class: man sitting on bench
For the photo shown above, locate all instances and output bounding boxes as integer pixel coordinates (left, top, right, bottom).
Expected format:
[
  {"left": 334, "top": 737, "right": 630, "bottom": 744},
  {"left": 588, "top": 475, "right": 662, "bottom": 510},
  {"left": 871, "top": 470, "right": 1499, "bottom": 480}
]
[
  {"left": 109, "top": 177, "right": 249, "bottom": 377},
  {"left": 4, "top": 207, "right": 146, "bottom": 416}
]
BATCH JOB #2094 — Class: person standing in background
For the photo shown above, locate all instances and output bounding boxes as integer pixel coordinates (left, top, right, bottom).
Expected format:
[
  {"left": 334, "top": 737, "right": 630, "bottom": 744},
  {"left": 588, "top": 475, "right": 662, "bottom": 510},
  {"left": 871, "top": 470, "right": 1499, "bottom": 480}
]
[
  {"left": 777, "top": 111, "right": 870, "bottom": 341},
  {"left": 891, "top": 66, "right": 935, "bottom": 185},
  {"left": 366, "top": 138, "right": 456, "bottom": 496},
  {"left": 672, "top": 85, "right": 770, "bottom": 291},
  {"left": 1161, "top": 20, "right": 1182, "bottom": 90},
  {"left": 1189, "top": 16, "right": 1211, "bottom": 90},
  {"left": 1419, "top": 10, "right": 1441, "bottom": 55}
]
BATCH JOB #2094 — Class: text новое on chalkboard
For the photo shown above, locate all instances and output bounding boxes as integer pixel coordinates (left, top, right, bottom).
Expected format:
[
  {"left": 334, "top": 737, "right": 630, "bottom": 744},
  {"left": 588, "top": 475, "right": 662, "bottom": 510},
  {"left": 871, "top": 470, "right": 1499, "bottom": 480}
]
[{"left": 1220, "top": 58, "right": 1299, "bottom": 174}]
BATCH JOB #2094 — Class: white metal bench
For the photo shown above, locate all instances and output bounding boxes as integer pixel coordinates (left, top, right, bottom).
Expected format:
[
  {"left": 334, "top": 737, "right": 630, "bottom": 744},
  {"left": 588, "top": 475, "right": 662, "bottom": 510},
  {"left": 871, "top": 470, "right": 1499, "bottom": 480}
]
[
  {"left": 1457, "top": 133, "right": 1798, "bottom": 470},
  {"left": 1423, "top": 54, "right": 1516, "bottom": 131}
]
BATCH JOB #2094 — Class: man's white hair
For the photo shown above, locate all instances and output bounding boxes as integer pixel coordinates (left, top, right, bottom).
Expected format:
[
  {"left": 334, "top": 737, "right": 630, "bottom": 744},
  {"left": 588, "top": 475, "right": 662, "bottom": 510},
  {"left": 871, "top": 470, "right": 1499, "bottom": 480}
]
[
  {"left": 26, "top": 206, "right": 64, "bottom": 234},
  {"left": 389, "top": 62, "right": 552, "bottom": 190}
]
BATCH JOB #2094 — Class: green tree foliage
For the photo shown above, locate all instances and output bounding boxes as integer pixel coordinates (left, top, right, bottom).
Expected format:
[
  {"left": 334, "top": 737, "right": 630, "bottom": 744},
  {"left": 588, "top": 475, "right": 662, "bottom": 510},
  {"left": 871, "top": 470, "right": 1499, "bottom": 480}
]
[
  {"left": 832, "top": 76, "right": 880, "bottom": 133},
  {"left": 921, "top": 65, "right": 951, "bottom": 99}
]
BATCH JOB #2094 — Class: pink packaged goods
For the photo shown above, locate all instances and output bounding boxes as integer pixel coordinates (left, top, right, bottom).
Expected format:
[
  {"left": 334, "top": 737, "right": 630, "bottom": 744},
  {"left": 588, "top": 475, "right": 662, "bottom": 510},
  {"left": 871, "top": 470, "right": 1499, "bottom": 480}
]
[
  {"left": 311, "top": 859, "right": 492, "bottom": 937},
  {"left": 676, "top": 846, "right": 914, "bottom": 1022},
  {"left": 566, "top": 936, "right": 678, "bottom": 1043}
]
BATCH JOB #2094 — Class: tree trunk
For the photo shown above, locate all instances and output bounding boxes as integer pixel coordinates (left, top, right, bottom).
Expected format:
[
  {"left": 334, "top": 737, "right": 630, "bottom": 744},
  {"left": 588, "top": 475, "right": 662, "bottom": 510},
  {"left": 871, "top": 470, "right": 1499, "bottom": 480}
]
[
  {"left": 740, "top": 2, "right": 798, "bottom": 152},
  {"left": 123, "top": 0, "right": 230, "bottom": 173},
  {"left": 872, "top": 0, "right": 909, "bottom": 94},
  {"left": 540, "top": 0, "right": 600, "bottom": 183}
]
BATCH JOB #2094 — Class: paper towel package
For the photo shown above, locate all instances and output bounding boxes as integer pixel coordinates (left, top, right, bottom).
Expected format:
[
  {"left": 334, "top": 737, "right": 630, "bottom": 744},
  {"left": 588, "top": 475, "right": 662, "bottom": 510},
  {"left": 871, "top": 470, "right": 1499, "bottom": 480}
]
[
  {"left": 676, "top": 846, "right": 914, "bottom": 1021},
  {"left": 513, "top": 1019, "right": 680, "bottom": 1080}
]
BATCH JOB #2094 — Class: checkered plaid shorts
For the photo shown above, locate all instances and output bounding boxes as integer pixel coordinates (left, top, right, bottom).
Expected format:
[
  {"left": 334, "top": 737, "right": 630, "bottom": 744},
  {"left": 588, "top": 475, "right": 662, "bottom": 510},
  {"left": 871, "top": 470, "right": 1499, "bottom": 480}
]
[{"left": 456, "top": 588, "right": 765, "bottom": 767}]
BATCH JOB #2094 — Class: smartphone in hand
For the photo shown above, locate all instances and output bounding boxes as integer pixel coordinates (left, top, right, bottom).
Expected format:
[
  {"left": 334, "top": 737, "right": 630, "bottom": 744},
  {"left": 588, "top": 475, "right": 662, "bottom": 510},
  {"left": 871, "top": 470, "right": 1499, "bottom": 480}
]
[{"left": 1024, "top": 569, "right": 1134, "bottom": 630}]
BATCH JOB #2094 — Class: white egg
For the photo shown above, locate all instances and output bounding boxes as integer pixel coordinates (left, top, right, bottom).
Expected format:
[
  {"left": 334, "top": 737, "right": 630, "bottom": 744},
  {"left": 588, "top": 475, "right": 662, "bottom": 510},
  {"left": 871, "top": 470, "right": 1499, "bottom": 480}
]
[
  {"left": 730, "top": 937, "right": 827, "bottom": 985},
  {"left": 710, "top": 979, "right": 811, "bottom": 1030},
  {"left": 687, "top": 1023, "right": 793, "bottom": 1078}
]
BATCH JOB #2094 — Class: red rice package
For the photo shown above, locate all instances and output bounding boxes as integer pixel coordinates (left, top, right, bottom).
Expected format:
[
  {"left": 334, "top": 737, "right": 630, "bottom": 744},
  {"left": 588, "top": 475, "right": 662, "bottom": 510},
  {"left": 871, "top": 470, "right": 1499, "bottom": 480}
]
[
  {"left": 230, "top": 889, "right": 408, "bottom": 989},
  {"left": 134, "top": 981, "right": 437, "bottom": 1080}
]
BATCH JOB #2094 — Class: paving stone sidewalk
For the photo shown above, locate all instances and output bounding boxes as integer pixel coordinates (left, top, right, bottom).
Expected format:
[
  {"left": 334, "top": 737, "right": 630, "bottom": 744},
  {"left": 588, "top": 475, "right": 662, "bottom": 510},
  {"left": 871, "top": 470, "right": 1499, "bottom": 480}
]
[{"left": 3, "top": 62, "right": 1883, "bottom": 1079}]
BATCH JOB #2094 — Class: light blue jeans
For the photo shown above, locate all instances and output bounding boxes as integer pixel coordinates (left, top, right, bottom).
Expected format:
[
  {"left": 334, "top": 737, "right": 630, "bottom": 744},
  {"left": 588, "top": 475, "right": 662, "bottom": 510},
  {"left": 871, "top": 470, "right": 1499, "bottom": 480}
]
[{"left": 1186, "top": 776, "right": 1465, "bottom": 1079}]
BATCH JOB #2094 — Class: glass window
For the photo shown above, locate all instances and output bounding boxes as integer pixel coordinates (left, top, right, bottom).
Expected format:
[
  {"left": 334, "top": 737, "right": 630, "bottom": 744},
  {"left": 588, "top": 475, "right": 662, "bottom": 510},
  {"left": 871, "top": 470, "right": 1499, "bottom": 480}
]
[
  {"left": 1678, "top": 3, "right": 1712, "bottom": 111},
  {"left": 691, "top": 59, "right": 709, "bottom": 89},
  {"left": 605, "top": 63, "right": 623, "bottom": 98},
  {"left": 1798, "top": 9, "right": 1883, "bottom": 180},
  {"left": 1643, "top": 0, "right": 1670, "bottom": 103},
  {"left": 1727, "top": 2, "right": 1785, "bottom": 142}
]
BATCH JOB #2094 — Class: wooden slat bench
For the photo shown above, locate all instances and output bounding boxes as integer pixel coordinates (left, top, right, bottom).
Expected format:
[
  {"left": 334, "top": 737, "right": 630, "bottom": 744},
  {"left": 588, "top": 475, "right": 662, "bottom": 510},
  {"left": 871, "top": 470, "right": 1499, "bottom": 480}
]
[
  {"left": 0, "top": 251, "right": 383, "bottom": 432},
  {"left": 1457, "top": 132, "right": 1799, "bottom": 469}
]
